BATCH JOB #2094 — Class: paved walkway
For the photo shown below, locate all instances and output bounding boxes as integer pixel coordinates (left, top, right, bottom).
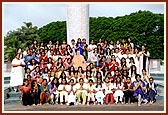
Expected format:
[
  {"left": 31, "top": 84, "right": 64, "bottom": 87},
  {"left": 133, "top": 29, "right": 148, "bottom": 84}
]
[{"left": 3, "top": 99, "right": 164, "bottom": 112}]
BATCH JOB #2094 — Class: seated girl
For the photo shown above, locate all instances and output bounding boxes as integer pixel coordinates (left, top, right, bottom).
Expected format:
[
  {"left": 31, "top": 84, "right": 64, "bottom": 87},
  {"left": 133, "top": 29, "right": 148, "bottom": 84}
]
[
  {"left": 113, "top": 77, "right": 124, "bottom": 104},
  {"left": 123, "top": 77, "right": 134, "bottom": 104},
  {"left": 94, "top": 78, "right": 105, "bottom": 105},
  {"left": 133, "top": 74, "right": 148, "bottom": 106},
  {"left": 103, "top": 77, "right": 114, "bottom": 105},
  {"left": 146, "top": 77, "right": 157, "bottom": 105},
  {"left": 40, "top": 79, "right": 50, "bottom": 105},
  {"left": 20, "top": 79, "right": 32, "bottom": 106},
  {"left": 31, "top": 80, "right": 41, "bottom": 106},
  {"left": 49, "top": 77, "right": 59, "bottom": 105},
  {"left": 75, "top": 78, "right": 88, "bottom": 105},
  {"left": 67, "top": 79, "right": 76, "bottom": 106},
  {"left": 58, "top": 78, "right": 68, "bottom": 105},
  {"left": 87, "top": 79, "right": 96, "bottom": 106}
]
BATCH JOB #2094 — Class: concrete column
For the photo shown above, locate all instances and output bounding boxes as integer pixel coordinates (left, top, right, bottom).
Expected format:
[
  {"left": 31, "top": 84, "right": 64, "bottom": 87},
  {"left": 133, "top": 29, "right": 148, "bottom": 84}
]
[{"left": 67, "top": 4, "right": 89, "bottom": 45}]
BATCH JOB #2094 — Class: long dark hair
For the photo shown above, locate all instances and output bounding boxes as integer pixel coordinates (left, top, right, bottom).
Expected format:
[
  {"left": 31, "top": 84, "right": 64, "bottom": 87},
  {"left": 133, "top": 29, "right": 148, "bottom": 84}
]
[
  {"left": 129, "top": 57, "right": 135, "bottom": 64},
  {"left": 51, "top": 77, "right": 59, "bottom": 88},
  {"left": 116, "top": 77, "right": 122, "bottom": 87},
  {"left": 96, "top": 72, "right": 102, "bottom": 81},
  {"left": 59, "top": 71, "right": 67, "bottom": 79},
  {"left": 130, "top": 65, "right": 137, "bottom": 76},
  {"left": 86, "top": 71, "right": 92, "bottom": 79},
  {"left": 106, "top": 48, "right": 112, "bottom": 56},
  {"left": 121, "top": 57, "right": 126, "bottom": 67},
  {"left": 68, "top": 66, "right": 75, "bottom": 76},
  {"left": 102, "top": 66, "right": 109, "bottom": 76},
  {"left": 78, "top": 66, "right": 84, "bottom": 74},
  {"left": 95, "top": 78, "right": 103, "bottom": 88}
]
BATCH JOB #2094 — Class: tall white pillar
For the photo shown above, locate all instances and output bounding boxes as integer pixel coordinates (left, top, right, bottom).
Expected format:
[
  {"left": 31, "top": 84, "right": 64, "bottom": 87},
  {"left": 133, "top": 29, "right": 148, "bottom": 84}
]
[{"left": 67, "top": 4, "right": 89, "bottom": 45}]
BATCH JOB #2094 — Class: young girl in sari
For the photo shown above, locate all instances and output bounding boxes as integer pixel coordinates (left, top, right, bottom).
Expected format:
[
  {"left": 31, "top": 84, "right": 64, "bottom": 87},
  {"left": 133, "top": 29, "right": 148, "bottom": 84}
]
[
  {"left": 146, "top": 77, "right": 157, "bottom": 105},
  {"left": 133, "top": 74, "right": 148, "bottom": 106},
  {"left": 49, "top": 77, "right": 59, "bottom": 105},
  {"left": 123, "top": 77, "right": 134, "bottom": 104},
  {"left": 103, "top": 77, "right": 114, "bottom": 105},
  {"left": 40, "top": 79, "right": 50, "bottom": 105},
  {"left": 31, "top": 80, "right": 41, "bottom": 106},
  {"left": 20, "top": 79, "right": 32, "bottom": 106}
]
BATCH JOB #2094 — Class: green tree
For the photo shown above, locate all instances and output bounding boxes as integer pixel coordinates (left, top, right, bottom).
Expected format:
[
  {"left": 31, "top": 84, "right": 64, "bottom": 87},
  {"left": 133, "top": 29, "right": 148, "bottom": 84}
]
[{"left": 4, "top": 22, "right": 40, "bottom": 62}]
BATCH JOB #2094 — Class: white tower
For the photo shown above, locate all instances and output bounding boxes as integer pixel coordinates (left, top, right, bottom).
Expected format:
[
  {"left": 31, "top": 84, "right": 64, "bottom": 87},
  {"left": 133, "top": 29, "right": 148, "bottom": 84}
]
[{"left": 67, "top": 4, "right": 89, "bottom": 45}]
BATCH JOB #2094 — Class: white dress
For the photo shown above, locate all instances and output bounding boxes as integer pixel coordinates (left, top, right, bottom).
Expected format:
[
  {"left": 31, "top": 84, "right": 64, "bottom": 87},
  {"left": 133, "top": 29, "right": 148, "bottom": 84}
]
[
  {"left": 133, "top": 54, "right": 140, "bottom": 74},
  {"left": 87, "top": 44, "right": 97, "bottom": 61},
  {"left": 139, "top": 51, "right": 150, "bottom": 75},
  {"left": 66, "top": 85, "right": 76, "bottom": 104},
  {"left": 10, "top": 58, "right": 25, "bottom": 87},
  {"left": 94, "top": 85, "right": 105, "bottom": 99},
  {"left": 113, "top": 83, "right": 124, "bottom": 98}
]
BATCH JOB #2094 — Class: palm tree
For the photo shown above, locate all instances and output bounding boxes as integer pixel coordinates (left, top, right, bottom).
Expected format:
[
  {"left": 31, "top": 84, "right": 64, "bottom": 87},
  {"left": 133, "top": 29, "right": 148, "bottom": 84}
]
[{"left": 4, "top": 22, "right": 40, "bottom": 62}]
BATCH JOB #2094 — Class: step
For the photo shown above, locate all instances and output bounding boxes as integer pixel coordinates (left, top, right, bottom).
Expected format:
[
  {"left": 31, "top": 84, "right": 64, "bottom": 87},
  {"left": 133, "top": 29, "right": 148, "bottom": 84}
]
[
  {"left": 4, "top": 87, "right": 10, "bottom": 99},
  {"left": 4, "top": 97, "right": 21, "bottom": 104},
  {"left": 4, "top": 77, "right": 11, "bottom": 81},
  {"left": 8, "top": 91, "right": 22, "bottom": 98},
  {"left": 4, "top": 80, "right": 10, "bottom": 84},
  {"left": 156, "top": 96, "right": 164, "bottom": 101}
]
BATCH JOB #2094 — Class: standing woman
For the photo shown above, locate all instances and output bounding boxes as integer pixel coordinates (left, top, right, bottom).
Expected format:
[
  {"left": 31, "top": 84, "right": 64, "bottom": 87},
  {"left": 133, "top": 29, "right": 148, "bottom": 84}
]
[
  {"left": 76, "top": 38, "right": 84, "bottom": 55},
  {"left": 130, "top": 65, "right": 137, "bottom": 82},
  {"left": 139, "top": 45, "right": 150, "bottom": 75},
  {"left": 133, "top": 74, "right": 148, "bottom": 106},
  {"left": 133, "top": 47, "right": 140, "bottom": 74},
  {"left": 10, "top": 53, "right": 25, "bottom": 92},
  {"left": 87, "top": 40, "right": 97, "bottom": 61},
  {"left": 108, "top": 55, "right": 119, "bottom": 75}
]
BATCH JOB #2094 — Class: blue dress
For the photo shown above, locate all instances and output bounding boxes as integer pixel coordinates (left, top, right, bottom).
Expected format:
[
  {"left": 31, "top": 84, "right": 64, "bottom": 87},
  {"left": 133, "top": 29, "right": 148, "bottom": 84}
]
[
  {"left": 133, "top": 80, "right": 146, "bottom": 100},
  {"left": 76, "top": 42, "right": 84, "bottom": 55},
  {"left": 24, "top": 55, "right": 34, "bottom": 69},
  {"left": 146, "top": 83, "right": 157, "bottom": 101}
]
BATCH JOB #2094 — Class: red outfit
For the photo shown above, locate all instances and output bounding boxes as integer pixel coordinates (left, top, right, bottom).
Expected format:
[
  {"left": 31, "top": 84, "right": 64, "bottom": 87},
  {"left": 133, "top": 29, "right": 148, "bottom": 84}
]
[
  {"left": 104, "top": 93, "right": 114, "bottom": 104},
  {"left": 108, "top": 62, "right": 119, "bottom": 72},
  {"left": 39, "top": 56, "right": 48, "bottom": 62},
  {"left": 20, "top": 85, "right": 31, "bottom": 93}
]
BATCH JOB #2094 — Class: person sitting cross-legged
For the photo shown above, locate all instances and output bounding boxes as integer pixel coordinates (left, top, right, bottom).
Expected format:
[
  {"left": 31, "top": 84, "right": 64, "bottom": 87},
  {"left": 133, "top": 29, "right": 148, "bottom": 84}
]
[{"left": 75, "top": 78, "right": 88, "bottom": 105}]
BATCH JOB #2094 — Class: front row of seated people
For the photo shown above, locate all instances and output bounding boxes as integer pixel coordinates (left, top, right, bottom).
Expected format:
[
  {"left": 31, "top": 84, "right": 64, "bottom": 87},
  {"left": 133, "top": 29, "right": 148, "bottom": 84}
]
[{"left": 20, "top": 73, "right": 157, "bottom": 106}]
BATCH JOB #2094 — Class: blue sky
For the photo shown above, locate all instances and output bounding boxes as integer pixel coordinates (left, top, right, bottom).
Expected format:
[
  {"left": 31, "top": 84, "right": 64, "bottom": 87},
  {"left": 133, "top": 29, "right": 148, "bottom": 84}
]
[{"left": 3, "top": 3, "right": 165, "bottom": 35}]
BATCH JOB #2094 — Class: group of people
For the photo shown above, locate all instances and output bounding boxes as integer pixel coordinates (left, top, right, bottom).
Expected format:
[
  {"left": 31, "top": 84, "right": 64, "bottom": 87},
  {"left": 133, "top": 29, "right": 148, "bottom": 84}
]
[{"left": 10, "top": 38, "right": 157, "bottom": 106}]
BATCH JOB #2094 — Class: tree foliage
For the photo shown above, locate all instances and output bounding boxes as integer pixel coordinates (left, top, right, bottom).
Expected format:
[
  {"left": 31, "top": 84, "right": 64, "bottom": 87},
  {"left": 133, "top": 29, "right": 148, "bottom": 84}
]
[
  {"left": 89, "top": 11, "right": 164, "bottom": 60},
  {"left": 4, "top": 22, "right": 40, "bottom": 61},
  {"left": 37, "top": 21, "right": 67, "bottom": 44},
  {"left": 4, "top": 10, "right": 164, "bottom": 62}
]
